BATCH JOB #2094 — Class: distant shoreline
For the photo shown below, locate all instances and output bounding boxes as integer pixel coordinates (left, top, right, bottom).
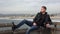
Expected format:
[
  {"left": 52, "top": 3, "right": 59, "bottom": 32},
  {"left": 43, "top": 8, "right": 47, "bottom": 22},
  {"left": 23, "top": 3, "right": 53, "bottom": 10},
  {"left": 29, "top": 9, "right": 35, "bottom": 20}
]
[{"left": 0, "top": 16, "right": 60, "bottom": 19}]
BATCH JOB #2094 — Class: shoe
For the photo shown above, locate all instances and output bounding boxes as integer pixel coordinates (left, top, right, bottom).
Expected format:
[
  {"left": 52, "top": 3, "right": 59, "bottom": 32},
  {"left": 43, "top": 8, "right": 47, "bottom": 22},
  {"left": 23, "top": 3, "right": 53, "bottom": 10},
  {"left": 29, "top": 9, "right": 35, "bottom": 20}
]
[{"left": 12, "top": 22, "right": 16, "bottom": 31}]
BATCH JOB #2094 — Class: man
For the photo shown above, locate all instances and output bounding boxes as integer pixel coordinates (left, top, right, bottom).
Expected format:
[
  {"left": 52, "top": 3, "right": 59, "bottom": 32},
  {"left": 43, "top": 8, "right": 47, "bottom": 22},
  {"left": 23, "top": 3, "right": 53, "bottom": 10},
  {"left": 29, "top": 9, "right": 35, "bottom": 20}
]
[{"left": 12, "top": 6, "right": 52, "bottom": 34}]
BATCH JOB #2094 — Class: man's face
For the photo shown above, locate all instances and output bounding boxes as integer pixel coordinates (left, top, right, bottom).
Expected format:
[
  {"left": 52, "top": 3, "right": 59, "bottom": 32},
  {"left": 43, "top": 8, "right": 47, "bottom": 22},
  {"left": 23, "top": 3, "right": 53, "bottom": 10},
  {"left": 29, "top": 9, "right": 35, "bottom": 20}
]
[{"left": 40, "top": 7, "right": 46, "bottom": 13}]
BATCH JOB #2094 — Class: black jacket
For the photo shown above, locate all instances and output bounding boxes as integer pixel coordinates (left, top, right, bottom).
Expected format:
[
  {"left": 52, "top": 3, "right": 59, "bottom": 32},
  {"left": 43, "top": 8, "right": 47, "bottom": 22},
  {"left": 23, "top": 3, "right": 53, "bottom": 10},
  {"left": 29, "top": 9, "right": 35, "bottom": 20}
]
[{"left": 33, "top": 12, "right": 52, "bottom": 26}]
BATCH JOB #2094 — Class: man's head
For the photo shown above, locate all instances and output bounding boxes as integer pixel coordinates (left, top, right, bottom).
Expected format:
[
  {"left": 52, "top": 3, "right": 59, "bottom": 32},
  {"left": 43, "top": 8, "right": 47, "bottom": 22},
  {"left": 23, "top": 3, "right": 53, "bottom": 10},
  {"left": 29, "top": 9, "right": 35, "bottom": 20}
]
[{"left": 40, "top": 6, "right": 47, "bottom": 13}]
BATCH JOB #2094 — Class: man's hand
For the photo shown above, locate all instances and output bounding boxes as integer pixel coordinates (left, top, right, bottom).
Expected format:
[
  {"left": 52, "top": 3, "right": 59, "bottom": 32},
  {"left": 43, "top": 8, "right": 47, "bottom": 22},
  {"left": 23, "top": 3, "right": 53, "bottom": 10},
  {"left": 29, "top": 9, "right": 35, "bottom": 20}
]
[
  {"left": 33, "top": 23, "right": 37, "bottom": 26},
  {"left": 46, "top": 24, "right": 51, "bottom": 28}
]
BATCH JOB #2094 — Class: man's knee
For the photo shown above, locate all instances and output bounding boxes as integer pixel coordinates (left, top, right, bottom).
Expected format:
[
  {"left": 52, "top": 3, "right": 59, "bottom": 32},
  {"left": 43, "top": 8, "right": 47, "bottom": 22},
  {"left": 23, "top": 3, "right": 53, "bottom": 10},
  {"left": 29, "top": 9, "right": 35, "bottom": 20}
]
[
  {"left": 23, "top": 19, "right": 27, "bottom": 22},
  {"left": 30, "top": 26, "right": 38, "bottom": 30},
  {"left": 27, "top": 27, "right": 33, "bottom": 33}
]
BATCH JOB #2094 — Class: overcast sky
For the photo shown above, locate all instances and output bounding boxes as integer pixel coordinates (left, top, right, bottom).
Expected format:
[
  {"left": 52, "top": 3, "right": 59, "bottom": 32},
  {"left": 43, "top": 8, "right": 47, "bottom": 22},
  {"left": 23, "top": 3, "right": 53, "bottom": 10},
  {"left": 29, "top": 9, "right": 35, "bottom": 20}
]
[{"left": 0, "top": 0, "right": 60, "bottom": 14}]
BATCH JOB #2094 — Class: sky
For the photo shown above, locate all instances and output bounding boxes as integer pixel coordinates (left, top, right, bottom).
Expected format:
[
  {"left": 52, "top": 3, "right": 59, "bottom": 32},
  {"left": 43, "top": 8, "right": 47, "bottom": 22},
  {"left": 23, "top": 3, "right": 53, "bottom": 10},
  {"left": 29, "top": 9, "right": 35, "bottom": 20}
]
[{"left": 0, "top": 0, "right": 60, "bottom": 14}]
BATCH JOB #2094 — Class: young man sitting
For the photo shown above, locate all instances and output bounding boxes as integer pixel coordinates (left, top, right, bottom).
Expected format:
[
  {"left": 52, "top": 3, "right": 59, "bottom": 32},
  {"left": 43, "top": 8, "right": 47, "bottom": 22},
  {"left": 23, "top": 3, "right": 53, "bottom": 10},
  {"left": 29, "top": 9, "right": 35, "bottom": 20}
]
[{"left": 12, "top": 6, "right": 52, "bottom": 34}]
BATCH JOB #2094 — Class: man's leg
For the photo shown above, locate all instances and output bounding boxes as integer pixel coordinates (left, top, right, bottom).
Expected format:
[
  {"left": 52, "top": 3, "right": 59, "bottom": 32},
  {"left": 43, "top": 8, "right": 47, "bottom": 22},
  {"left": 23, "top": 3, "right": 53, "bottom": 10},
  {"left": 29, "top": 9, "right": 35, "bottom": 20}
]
[
  {"left": 16, "top": 19, "right": 33, "bottom": 28},
  {"left": 26, "top": 26, "right": 39, "bottom": 34},
  {"left": 12, "top": 19, "right": 33, "bottom": 31}
]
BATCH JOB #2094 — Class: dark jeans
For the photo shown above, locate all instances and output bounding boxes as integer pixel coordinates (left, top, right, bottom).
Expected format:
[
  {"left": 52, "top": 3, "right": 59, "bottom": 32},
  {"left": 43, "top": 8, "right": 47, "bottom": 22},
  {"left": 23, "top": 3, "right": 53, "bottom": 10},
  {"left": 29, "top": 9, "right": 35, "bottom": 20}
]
[{"left": 15, "top": 19, "right": 39, "bottom": 34}]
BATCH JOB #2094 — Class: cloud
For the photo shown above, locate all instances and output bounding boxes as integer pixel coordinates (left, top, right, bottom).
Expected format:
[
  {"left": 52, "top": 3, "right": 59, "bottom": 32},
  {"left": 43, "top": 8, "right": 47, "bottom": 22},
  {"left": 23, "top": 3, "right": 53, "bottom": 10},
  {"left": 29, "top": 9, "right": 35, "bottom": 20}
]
[
  {"left": 46, "top": 3, "right": 60, "bottom": 14},
  {"left": 0, "top": 0, "right": 60, "bottom": 14}
]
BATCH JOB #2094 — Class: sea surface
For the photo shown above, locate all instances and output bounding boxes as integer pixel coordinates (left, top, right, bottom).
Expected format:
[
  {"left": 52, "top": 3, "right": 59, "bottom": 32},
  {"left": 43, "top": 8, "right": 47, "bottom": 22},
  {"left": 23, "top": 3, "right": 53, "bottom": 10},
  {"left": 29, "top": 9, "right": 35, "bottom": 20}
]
[{"left": 0, "top": 18, "right": 60, "bottom": 31}]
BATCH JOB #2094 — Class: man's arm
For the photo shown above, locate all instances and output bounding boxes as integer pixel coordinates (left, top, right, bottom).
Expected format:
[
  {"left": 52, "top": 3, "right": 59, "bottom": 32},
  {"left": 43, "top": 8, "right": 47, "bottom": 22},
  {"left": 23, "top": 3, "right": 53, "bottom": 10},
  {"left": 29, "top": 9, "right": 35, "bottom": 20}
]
[
  {"left": 45, "top": 15, "right": 52, "bottom": 28},
  {"left": 45, "top": 15, "right": 52, "bottom": 24},
  {"left": 33, "top": 13, "right": 39, "bottom": 26},
  {"left": 33, "top": 13, "right": 39, "bottom": 23},
  {"left": 47, "top": 15, "right": 52, "bottom": 24}
]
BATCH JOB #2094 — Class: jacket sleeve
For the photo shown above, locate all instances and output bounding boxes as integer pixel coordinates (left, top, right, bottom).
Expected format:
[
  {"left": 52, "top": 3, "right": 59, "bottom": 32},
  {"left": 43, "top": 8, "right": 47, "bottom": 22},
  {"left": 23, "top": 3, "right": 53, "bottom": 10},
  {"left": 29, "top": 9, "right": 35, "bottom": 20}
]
[
  {"left": 33, "top": 13, "right": 39, "bottom": 23},
  {"left": 45, "top": 15, "right": 52, "bottom": 25}
]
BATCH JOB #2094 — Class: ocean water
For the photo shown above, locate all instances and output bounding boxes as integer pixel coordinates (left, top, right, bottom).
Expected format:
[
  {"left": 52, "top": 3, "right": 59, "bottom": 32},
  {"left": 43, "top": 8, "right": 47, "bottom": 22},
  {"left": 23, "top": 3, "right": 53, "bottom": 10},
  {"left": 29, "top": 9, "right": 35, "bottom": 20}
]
[{"left": 0, "top": 18, "right": 60, "bottom": 31}]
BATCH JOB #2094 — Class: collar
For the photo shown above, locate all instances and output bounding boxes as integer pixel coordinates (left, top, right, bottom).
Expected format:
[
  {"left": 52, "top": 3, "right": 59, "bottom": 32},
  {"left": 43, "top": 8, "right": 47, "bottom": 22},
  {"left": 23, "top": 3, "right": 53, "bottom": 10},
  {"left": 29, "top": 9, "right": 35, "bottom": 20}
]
[{"left": 40, "top": 12, "right": 47, "bottom": 15}]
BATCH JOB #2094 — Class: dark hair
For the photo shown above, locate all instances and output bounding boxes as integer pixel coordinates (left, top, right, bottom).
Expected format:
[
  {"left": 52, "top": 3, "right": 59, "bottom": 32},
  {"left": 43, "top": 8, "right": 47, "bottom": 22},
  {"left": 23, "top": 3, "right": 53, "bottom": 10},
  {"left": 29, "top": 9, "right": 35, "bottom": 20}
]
[{"left": 42, "top": 6, "right": 47, "bottom": 10}]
